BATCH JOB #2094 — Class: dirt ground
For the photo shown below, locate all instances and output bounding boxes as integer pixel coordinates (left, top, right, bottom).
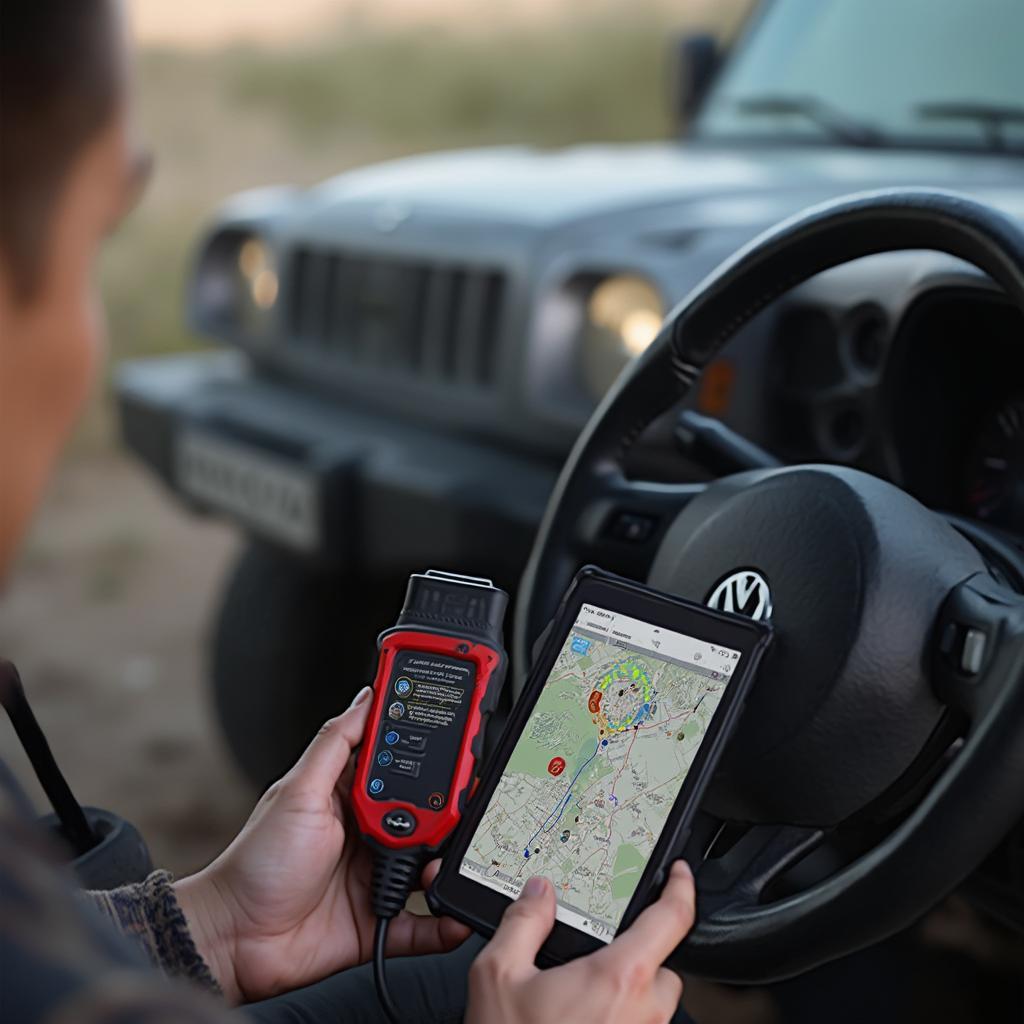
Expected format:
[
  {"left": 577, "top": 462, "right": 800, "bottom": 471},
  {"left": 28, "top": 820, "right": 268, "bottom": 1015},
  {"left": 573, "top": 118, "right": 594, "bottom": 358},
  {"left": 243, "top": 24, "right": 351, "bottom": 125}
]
[{"left": 0, "top": 451, "right": 253, "bottom": 875}]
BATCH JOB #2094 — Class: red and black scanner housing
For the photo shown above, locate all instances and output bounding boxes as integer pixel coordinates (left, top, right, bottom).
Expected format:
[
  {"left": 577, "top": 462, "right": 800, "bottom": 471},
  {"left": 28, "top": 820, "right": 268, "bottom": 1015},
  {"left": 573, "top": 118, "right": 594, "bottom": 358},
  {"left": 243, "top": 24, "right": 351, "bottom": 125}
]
[{"left": 352, "top": 571, "right": 508, "bottom": 855}]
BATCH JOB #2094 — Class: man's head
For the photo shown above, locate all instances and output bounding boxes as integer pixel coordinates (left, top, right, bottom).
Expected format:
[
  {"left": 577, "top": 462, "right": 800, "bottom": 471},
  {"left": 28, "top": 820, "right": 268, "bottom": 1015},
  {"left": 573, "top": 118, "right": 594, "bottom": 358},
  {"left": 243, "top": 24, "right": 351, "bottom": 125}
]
[{"left": 0, "top": 0, "right": 147, "bottom": 580}]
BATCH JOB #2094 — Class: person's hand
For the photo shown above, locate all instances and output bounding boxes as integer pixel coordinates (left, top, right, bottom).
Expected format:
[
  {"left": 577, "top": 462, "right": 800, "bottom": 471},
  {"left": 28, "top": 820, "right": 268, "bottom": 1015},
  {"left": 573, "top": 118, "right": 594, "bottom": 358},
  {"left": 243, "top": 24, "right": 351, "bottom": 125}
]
[
  {"left": 174, "top": 687, "right": 471, "bottom": 1005},
  {"left": 467, "top": 860, "right": 695, "bottom": 1024}
]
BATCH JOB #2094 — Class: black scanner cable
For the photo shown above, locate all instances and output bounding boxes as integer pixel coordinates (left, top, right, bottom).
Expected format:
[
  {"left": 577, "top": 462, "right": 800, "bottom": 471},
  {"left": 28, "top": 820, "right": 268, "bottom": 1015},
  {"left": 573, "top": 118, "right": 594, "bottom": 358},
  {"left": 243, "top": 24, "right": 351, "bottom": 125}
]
[{"left": 370, "top": 848, "right": 422, "bottom": 1024}]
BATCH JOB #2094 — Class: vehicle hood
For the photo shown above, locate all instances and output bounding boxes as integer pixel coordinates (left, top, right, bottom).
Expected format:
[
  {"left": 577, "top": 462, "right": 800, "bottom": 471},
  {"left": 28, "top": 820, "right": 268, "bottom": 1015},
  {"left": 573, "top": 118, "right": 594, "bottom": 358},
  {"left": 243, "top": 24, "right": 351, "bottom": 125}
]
[{"left": 304, "top": 141, "right": 1024, "bottom": 229}]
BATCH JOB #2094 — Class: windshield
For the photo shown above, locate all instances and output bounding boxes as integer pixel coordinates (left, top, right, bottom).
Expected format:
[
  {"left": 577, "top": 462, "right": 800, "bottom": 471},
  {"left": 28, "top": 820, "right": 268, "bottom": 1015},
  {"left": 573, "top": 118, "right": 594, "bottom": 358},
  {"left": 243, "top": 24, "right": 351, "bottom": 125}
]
[{"left": 694, "top": 0, "right": 1024, "bottom": 152}]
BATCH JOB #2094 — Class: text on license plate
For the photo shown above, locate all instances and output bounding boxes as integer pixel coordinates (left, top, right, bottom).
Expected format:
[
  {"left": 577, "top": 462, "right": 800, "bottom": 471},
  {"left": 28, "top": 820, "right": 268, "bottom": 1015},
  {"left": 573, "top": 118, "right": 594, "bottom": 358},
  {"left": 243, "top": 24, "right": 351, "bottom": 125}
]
[{"left": 176, "top": 431, "right": 320, "bottom": 552}]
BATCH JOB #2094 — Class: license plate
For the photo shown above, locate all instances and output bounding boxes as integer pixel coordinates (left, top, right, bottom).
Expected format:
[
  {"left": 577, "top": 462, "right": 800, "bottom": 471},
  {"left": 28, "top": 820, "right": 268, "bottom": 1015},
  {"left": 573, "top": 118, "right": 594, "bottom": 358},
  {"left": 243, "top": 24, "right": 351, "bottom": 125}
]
[{"left": 176, "top": 431, "right": 320, "bottom": 552}]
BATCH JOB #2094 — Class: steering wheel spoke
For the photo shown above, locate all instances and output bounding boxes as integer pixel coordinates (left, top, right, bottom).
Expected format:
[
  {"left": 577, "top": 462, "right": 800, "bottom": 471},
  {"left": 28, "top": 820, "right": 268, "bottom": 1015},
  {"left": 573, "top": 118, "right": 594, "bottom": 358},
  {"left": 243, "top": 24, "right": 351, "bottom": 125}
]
[{"left": 695, "top": 822, "right": 825, "bottom": 914}]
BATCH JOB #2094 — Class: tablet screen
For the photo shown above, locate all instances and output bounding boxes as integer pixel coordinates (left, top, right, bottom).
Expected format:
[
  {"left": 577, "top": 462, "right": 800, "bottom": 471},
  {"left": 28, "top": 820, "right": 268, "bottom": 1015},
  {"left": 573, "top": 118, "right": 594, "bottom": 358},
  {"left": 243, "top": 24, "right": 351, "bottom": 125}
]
[{"left": 459, "top": 602, "right": 741, "bottom": 942}]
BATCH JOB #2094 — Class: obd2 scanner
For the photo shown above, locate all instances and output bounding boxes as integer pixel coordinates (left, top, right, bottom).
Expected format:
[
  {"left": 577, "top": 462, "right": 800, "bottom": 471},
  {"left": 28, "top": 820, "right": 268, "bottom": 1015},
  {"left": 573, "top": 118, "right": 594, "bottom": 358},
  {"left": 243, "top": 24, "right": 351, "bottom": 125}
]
[{"left": 351, "top": 570, "right": 509, "bottom": 1022}]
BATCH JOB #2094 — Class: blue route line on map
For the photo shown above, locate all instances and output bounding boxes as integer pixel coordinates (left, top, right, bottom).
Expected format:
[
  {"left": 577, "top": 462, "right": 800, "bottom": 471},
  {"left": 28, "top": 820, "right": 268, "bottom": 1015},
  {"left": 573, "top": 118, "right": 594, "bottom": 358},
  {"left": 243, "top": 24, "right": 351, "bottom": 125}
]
[{"left": 524, "top": 738, "right": 601, "bottom": 856}]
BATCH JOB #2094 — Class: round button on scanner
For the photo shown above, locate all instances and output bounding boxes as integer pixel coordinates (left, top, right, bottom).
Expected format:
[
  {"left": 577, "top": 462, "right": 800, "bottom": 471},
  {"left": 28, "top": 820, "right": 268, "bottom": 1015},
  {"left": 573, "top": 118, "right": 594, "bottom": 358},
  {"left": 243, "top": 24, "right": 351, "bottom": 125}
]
[
  {"left": 394, "top": 678, "right": 412, "bottom": 696},
  {"left": 428, "top": 791, "right": 446, "bottom": 810},
  {"left": 369, "top": 778, "right": 384, "bottom": 795},
  {"left": 377, "top": 750, "right": 394, "bottom": 767},
  {"left": 382, "top": 810, "right": 417, "bottom": 836},
  {"left": 388, "top": 701, "right": 406, "bottom": 719},
  {"left": 384, "top": 730, "right": 400, "bottom": 745}
]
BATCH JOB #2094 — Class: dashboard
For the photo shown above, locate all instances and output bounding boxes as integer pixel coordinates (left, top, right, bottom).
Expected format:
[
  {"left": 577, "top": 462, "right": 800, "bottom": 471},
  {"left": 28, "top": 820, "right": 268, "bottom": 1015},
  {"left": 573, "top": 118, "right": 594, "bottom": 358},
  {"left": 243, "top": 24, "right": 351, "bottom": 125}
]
[
  {"left": 885, "top": 290, "right": 1023, "bottom": 531},
  {"left": 621, "top": 248, "right": 1024, "bottom": 611},
  {"left": 737, "top": 253, "right": 1024, "bottom": 538},
  {"left": 627, "top": 251, "right": 1022, "bottom": 553}
]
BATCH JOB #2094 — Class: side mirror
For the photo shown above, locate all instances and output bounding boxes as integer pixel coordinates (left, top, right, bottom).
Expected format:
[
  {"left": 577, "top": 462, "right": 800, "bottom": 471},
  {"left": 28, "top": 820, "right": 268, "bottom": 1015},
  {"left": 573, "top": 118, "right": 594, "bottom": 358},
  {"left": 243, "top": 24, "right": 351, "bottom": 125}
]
[{"left": 670, "top": 32, "right": 721, "bottom": 131}]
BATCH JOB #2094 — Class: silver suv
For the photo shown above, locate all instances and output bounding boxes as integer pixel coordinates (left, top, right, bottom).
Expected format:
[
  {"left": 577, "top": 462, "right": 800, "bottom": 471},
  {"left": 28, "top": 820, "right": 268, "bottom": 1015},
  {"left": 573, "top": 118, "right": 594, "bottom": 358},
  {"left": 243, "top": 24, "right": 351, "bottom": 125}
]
[{"left": 117, "top": 0, "right": 1024, "bottom": 784}]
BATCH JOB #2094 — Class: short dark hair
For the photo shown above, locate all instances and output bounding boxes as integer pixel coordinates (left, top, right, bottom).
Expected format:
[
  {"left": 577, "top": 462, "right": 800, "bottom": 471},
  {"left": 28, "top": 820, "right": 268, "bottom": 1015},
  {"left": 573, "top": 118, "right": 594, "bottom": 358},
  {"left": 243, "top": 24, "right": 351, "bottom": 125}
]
[{"left": 0, "top": 0, "right": 121, "bottom": 299}]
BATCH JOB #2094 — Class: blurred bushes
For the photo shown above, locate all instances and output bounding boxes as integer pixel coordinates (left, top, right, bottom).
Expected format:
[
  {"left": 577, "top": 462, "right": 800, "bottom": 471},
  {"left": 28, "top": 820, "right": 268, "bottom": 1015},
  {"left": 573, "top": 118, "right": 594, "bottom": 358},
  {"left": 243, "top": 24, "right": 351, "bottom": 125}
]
[{"left": 226, "top": 14, "right": 678, "bottom": 148}]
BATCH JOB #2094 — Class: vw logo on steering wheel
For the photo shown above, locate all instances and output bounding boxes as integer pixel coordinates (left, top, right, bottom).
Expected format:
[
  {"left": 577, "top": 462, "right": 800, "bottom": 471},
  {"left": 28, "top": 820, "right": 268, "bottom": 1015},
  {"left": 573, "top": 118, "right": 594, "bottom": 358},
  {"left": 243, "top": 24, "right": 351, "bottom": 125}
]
[{"left": 706, "top": 569, "right": 773, "bottom": 622}]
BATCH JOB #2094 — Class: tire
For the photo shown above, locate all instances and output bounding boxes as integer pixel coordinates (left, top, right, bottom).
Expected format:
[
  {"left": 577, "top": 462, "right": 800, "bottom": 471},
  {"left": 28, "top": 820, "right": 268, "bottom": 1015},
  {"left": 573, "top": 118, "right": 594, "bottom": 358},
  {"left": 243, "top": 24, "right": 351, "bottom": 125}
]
[{"left": 210, "top": 543, "right": 391, "bottom": 788}]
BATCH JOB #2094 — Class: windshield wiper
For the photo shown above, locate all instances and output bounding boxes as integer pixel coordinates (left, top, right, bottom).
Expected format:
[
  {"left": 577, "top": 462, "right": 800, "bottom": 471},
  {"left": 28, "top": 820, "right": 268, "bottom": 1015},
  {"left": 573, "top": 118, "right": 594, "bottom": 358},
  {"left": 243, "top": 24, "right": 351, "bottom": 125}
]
[
  {"left": 733, "top": 94, "right": 885, "bottom": 148},
  {"left": 916, "top": 101, "right": 1024, "bottom": 152}
]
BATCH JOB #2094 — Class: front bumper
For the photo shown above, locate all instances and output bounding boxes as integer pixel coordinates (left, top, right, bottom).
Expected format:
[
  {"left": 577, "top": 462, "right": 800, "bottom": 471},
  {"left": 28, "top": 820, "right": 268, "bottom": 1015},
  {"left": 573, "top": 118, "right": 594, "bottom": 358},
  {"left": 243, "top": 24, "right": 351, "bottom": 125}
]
[{"left": 115, "top": 352, "right": 559, "bottom": 579}]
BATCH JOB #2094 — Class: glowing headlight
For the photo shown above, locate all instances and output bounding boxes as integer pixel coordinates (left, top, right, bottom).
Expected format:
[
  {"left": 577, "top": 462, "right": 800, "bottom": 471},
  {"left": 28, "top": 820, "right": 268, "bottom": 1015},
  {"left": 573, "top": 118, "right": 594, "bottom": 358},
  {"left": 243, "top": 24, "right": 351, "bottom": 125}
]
[
  {"left": 581, "top": 275, "right": 664, "bottom": 396},
  {"left": 193, "top": 231, "right": 278, "bottom": 339},
  {"left": 237, "top": 237, "right": 279, "bottom": 313}
]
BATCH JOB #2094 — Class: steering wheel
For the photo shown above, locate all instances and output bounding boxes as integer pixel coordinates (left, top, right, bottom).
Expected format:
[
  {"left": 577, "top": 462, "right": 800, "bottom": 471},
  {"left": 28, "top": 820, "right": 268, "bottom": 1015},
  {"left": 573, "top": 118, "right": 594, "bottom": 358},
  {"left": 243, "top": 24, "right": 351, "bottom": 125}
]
[{"left": 514, "top": 189, "right": 1024, "bottom": 983}]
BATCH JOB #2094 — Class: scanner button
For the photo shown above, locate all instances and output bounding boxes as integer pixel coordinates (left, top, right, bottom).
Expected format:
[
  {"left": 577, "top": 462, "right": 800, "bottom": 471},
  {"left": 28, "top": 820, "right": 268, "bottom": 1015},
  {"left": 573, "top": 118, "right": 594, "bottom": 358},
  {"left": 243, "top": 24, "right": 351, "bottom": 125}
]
[
  {"left": 382, "top": 810, "right": 417, "bottom": 836},
  {"left": 390, "top": 757, "right": 421, "bottom": 779},
  {"left": 384, "top": 730, "right": 400, "bottom": 746},
  {"left": 377, "top": 750, "right": 394, "bottom": 767},
  {"left": 399, "top": 732, "right": 427, "bottom": 753}
]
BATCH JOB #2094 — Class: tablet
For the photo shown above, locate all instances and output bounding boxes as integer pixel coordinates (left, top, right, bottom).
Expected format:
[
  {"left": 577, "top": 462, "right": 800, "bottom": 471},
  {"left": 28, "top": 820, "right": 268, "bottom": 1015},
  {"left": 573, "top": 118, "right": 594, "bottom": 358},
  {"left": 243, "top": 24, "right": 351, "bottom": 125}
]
[{"left": 428, "top": 565, "right": 772, "bottom": 963}]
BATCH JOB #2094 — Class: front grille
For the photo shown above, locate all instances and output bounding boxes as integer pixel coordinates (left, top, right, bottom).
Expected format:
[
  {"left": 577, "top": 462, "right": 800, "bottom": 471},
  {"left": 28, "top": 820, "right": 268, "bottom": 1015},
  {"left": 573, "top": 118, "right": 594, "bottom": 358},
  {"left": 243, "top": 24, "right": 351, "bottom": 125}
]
[{"left": 286, "top": 247, "right": 506, "bottom": 388}]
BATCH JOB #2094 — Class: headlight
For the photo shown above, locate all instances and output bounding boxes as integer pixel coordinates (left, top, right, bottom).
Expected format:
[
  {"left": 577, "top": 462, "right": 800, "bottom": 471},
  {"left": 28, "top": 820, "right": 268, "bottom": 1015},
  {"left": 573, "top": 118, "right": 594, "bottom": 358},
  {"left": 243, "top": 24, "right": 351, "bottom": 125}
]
[
  {"left": 580, "top": 274, "right": 664, "bottom": 397},
  {"left": 192, "top": 230, "right": 279, "bottom": 339},
  {"left": 237, "top": 238, "right": 279, "bottom": 312}
]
